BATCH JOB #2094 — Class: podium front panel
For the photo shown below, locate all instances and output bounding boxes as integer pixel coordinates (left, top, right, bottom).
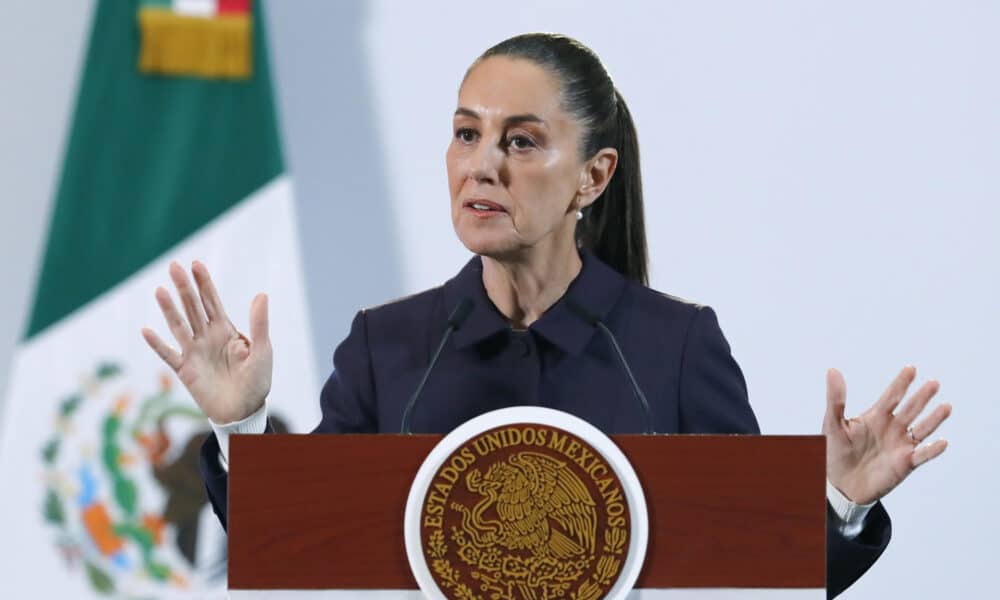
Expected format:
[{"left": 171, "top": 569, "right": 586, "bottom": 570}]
[{"left": 228, "top": 434, "right": 825, "bottom": 592}]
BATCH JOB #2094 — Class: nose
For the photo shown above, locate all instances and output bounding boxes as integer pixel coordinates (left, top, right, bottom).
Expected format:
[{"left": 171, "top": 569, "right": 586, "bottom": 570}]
[{"left": 468, "top": 138, "right": 504, "bottom": 185}]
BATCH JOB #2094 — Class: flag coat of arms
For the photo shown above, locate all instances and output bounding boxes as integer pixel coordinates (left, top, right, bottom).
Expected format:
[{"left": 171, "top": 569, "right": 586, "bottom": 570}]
[{"left": 0, "top": 1, "right": 319, "bottom": 596}]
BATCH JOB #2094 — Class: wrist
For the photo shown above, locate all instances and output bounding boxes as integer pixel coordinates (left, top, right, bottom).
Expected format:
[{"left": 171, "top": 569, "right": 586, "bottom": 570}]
[
  {"left": 209, "top": 398, "right": 266, "bottom": 425},
  {"left": 210, "top": 403, "right": 269, "bottom": 462},
  {"left": 826, "top": 475, "right": 878, "bottom": 506}
]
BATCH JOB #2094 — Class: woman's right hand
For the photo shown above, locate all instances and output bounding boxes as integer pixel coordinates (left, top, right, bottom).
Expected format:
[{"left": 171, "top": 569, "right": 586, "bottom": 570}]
[{"left": 141, "top": 261, "right": 273, "bottom": 424}]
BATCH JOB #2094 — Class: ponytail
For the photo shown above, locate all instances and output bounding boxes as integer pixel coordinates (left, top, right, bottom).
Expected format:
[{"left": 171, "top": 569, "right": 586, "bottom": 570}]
[{"left": 577, "top": 90, "right": 648, "bottom": 285}]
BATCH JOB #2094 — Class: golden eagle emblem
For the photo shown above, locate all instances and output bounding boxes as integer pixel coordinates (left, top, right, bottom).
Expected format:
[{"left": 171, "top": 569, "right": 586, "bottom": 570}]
[
  {"left": 455, "top": 451, "right": 598, "bottom": 562},
  {"left": 421, "top": 424, "right": 631, "bottom": 600}
]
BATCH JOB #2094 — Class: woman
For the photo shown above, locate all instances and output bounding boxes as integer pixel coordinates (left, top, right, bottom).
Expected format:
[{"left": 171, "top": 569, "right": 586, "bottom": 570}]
[{"left": 142, "top": 34, "right": 951, "bottom": 598}]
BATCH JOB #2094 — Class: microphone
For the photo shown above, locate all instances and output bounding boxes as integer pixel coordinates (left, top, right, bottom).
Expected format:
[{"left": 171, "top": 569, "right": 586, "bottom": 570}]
[
  {"left": 565, "top": 299, "right": 655, "bottom": 434},
  {"left": 400, "top": 297, "right": 474, "bottom": 434}
]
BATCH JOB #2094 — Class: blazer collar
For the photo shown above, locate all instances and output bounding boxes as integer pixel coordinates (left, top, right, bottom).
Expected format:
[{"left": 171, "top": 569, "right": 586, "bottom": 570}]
[{"left": 443, "top": 250, "right": 628, "bottom": 355}]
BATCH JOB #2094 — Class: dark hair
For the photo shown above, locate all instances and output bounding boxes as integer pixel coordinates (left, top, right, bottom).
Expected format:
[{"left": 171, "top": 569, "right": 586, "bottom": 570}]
[{"left": 474, "top": 33, "right": 648, "bottom": 285}]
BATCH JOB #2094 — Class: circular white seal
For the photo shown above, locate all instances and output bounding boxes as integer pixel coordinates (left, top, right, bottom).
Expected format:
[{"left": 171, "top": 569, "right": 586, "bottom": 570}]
[{"left": 403, "top": 406, "right": 649, "bottom": 600}]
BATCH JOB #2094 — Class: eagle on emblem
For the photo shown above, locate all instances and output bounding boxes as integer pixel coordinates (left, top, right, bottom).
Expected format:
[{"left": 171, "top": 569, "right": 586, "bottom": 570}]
[{"left": 455, "top": 451, "right": 598, "bottom": 560}]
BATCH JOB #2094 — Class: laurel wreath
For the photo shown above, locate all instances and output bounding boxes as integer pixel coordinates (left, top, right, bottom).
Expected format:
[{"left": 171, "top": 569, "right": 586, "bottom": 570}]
[
  {"left": 603, "top": 527, "right": 627, "bottom": 555},
  {"left": 427, "top": 530, "right": 483, "bottom": 600}
]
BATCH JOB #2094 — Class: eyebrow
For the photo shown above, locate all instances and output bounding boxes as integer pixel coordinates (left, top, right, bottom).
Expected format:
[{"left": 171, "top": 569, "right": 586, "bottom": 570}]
[{"left": 454, "top": 107, "right": 546, "bottom": 127}]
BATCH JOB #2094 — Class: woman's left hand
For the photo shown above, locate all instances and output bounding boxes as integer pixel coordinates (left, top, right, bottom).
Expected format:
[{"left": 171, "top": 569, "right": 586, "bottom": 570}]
[{"left": 824, "top": 365, "right": 952, "bottom": 505}]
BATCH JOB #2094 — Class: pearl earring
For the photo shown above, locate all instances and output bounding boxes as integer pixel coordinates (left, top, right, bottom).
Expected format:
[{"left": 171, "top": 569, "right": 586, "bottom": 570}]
[{"left": 576, "top": 210, "right": 584, "bottom": 221}]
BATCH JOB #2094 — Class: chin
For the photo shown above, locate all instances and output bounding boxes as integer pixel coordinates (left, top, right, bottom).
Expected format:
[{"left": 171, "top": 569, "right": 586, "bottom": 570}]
[
  {"left": 454, "top": 222, "right": 520, "bottom": 258},
  {"left": 459, "top": 236, "right": 519, "bottom": 258}
]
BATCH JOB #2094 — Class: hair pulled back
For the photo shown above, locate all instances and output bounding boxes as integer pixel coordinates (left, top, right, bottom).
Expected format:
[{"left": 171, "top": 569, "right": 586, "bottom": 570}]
[{"left": 474, "top": 33, "right": 648, "bottom": 285}]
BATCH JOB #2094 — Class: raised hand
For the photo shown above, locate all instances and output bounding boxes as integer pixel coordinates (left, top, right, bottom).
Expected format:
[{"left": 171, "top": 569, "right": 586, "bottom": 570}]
[
  {"left": 824, "top": 366, "right": 951, "bottom": 505},
  {"left": 141, "top": 261, "right": 272, "bottom": 424}
]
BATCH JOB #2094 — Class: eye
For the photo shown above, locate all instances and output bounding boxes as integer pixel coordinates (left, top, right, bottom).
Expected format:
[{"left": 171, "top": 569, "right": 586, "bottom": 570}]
[
  {"left": 506, "top": 134, "right": 537, "bottom": 151},
  {"left": 455, "top": 127, "right": 479, "bottom": 144}
]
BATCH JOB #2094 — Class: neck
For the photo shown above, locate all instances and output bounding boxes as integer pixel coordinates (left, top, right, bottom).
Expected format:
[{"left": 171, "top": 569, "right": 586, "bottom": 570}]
[{"left": 481, "top": 243, "right": 582, "bottom": 329}]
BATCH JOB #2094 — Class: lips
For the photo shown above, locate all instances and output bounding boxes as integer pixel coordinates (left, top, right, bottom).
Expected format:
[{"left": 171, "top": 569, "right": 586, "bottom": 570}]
[{"left": 463, "top": 199, "right": 508, "bottom": 213}]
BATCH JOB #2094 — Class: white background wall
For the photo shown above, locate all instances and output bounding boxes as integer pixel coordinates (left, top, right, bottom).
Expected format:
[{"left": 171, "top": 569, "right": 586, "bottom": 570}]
[{"left": 1, "top": 1, "right": 996, "bottom": 597}]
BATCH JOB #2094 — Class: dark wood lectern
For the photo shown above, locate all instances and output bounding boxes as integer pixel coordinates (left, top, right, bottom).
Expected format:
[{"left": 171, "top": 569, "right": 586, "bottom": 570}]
[{"left": 228, "top": 434, "right": 825, "bottom": 592}]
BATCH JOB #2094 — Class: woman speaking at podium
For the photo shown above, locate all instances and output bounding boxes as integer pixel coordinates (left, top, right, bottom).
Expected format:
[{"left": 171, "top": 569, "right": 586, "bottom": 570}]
[{"left": 142, "top": 34, "right": 950, "bottom": 598}]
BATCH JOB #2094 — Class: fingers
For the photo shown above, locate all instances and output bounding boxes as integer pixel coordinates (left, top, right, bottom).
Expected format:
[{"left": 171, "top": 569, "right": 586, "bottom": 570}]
[
  {"left": 191, "top": 260, "right": 228, "bottom": 323},
  {"left": 910, "top": 402, "right": 952, "bottom": 442},
  {"left": 896, "top": 379, "right": 941, "bottom": 427},
  {"left": 249, "top": 293, "right": 270, "bottom": 347},
  {"left": 169, "top": 262, "right": 208, "bottom": 336},
  {"left": 823, "top": 368, "right": 847, "bottom": 432},
  {"left": 875, "top": 365, "right": 917, "bottom": 413},
  {"left": 912, "top": 439, "right": 948, "bottom": 468},
  {"left": 141, "top": 327, "right": 182, "bottom": 371},
  {"left": 155, "top": 286, "right": 192, "bottom": 345}
]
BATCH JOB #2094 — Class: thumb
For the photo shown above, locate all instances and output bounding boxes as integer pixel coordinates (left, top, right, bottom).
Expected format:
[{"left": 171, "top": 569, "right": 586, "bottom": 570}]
[
  {"left": 249, "top": 293, "right": 270, "bottom": 347},
  {"left": 824, "top": 367, "right": 847, "bottom": 433}
]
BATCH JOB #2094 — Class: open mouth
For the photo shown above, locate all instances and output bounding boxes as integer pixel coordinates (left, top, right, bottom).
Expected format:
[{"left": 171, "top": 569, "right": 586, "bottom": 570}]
[{"left": 463, "top": 199, "right": 508, "bottom": 216}]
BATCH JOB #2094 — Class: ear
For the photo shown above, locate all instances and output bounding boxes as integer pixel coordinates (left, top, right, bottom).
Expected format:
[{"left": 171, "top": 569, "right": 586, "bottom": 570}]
[{"left": 575, "top": 148, "right": 618, "bottom": 210}]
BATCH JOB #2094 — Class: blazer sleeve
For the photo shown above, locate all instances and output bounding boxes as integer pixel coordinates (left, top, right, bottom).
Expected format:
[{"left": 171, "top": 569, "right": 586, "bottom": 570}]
[
  {"left": 198, "top": 310, "right": 379, "bottom": 530},
  {"left": 827, "top": 501, "right": 892, "bottom": 598},
  {"left": 197, "top": 417, "right": 275, "bottom": 531},
  {"left": 677, "top": 305, "right": 891, "bottom": 599}
]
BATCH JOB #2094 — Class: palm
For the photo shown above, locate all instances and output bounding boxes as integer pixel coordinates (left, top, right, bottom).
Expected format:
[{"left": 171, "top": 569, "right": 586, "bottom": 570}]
[
  {"left": 142, "top": 261, "right": 272, "bottom": 424},
  {"left": 824, "top": 366, "right": 951, "bottom": 505}
]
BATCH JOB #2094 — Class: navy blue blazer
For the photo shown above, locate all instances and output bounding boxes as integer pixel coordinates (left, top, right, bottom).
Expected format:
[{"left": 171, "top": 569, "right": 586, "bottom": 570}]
[{"left": 200, "top": 251, "right": 890, "bottom": 598}]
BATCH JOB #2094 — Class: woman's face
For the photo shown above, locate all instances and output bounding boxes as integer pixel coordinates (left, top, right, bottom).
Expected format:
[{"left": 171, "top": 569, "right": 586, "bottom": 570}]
[{"left": 447, "top": 56, "right": 614, "bottom": 261}]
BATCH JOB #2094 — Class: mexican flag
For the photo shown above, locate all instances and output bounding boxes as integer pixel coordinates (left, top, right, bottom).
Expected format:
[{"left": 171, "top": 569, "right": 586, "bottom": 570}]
[{"left": 0, "top": 1, "right": 318, "bottom": 597}]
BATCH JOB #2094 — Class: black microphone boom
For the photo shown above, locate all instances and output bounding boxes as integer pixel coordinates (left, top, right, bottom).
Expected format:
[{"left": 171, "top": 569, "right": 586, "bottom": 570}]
[
  {"left": 565, "top": 299, "right": 655, "bottom": 434},
  {"left": 400, "top": 297, "right": 474, "bottom": 434}
]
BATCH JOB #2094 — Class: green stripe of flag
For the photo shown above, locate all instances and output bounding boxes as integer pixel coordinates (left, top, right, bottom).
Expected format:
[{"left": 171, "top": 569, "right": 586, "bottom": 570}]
[{"left": 26, "top": 0, "right": 283, "bottom": 339}]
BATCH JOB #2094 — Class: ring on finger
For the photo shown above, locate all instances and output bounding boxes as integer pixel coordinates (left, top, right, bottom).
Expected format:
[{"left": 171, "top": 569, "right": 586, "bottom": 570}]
[{"left": 907, "top": 426, "right": 920, "bottom": 445}]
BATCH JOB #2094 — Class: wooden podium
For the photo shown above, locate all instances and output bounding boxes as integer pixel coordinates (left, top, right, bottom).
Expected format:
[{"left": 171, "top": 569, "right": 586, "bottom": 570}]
[{"left": 228, "top": 434, "right": 826, "bottom": 597}]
